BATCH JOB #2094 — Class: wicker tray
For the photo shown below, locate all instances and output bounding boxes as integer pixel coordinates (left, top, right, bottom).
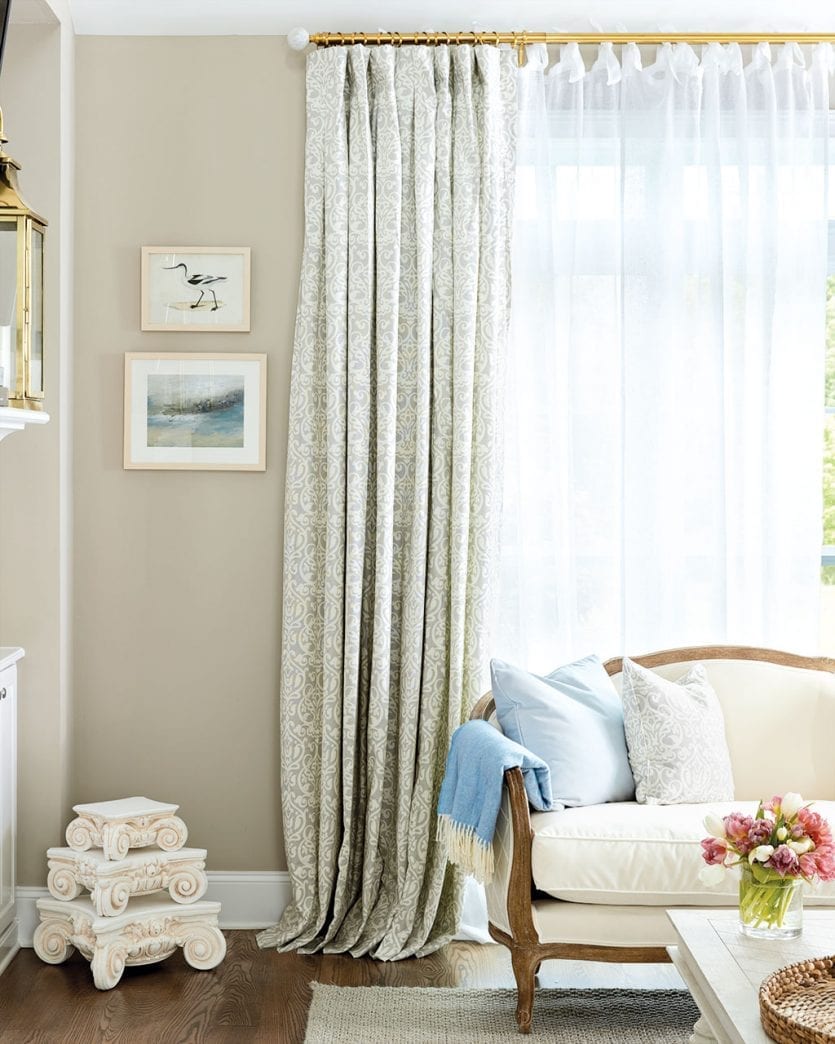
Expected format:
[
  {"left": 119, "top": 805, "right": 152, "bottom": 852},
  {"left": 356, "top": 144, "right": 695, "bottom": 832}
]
[{"left": 760, "top": 955, "right": 835, "bottom": 1043}]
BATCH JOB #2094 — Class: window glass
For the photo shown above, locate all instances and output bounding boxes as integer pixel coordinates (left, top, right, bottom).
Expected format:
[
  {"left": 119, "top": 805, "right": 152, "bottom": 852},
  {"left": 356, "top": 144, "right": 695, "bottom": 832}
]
[
  {"left": 827, "top": 275, "right": 835, "bottom": 410},
  {"left": 822, "top": 276, "right": 835, "bottom": 650}
]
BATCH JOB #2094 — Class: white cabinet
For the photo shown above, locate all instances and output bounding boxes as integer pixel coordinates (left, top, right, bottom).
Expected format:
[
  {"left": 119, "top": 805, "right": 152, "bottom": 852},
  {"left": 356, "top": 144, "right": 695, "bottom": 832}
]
[{"left": 0, "top": 647, "right": 23, "bottom": 974}]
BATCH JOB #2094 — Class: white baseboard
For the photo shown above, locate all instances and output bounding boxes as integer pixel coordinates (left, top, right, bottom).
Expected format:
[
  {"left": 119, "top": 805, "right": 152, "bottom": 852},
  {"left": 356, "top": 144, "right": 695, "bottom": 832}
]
[
  {"left": 0, "top": 917, "right": 20, "bottom": 974},
  {"left": 16, "top": 871, "right": 291, "bottom": 947},
  {"left": 204, "top": 870, "right": 291, "bottom": 929},
  {"left": 16, "top": 887, "right": 48, "bottom": 948}
]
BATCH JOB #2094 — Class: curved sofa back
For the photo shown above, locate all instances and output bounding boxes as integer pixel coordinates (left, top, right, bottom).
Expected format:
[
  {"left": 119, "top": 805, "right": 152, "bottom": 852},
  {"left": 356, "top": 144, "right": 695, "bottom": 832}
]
[
  {"left": 472, "top": 646, "right": 835, "bottom": 802},
  {"left": 606, "top": 653, "right": 835, "bottom": 801}
]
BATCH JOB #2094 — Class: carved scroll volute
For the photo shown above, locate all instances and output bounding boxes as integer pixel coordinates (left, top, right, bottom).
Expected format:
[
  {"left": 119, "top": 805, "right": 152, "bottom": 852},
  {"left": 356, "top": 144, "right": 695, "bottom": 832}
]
[
  {"left": 169, "top": 867, "right": 207, "bottom": 904},
  {"left": 33, "top": 917, "right": 75, "bottom": 964},
  {"left": 180, "top": 925, "right": 227, "bottom": 970},
  {"left": 46, "top": 864, "right": 83, "bottom": 902},
  {"left": 65, "top": 816, "right": 98, "bottom": 852},
  {"left": 102, "top": 824, "right": 131, "bottom": 861},
  {"left": 95, "top": 877, "right": 132, "bottom": 917},
  {"left": 155, "top": 817, "right": 188, "bottom": 852},
  {"left": 90, "top": 944, "right": 128, "bottom": 990}
]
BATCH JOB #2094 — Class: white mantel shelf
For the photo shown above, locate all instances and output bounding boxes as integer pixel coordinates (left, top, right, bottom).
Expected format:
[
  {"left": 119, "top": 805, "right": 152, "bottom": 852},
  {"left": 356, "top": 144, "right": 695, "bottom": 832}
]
[
  {"left": 0, "top": 648, "right": 24, "bottom": 672},
  {"left": 0, "top": 407, "right": 50, "bottom": 443}
]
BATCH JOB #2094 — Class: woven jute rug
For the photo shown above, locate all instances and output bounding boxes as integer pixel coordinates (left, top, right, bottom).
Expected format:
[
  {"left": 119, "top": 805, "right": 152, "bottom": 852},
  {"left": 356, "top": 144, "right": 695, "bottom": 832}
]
[{"left": 303, "top": 985, "right": 700, "bottom": 1042}]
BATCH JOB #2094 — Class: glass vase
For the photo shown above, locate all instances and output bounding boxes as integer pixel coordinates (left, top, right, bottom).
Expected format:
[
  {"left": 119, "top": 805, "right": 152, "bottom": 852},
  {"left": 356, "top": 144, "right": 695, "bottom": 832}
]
[{"left": 738, "top": 865, "right": 803, "bottom": 939}]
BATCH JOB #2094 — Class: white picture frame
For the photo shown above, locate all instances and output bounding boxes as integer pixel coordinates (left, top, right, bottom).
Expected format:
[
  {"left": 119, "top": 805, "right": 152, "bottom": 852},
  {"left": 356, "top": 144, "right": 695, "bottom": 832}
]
[
  {"left": 124, "top": 352, "right": 266, "bottom": 471},
  {"left": 141, "top": 246, "right": 251, "bottom": 332}
]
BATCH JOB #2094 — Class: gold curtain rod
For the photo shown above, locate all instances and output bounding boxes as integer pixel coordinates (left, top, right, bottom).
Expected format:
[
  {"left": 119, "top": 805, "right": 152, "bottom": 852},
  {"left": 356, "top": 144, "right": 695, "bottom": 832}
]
[{"left": 309, "top": 31, "right": 835, "bottom": 47}]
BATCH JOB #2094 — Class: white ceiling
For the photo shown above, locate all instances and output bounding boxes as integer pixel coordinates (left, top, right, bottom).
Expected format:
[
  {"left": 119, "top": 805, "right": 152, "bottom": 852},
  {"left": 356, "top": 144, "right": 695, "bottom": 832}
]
[{"left": 38, "top": 0, "right": 835, "bottom": 36}]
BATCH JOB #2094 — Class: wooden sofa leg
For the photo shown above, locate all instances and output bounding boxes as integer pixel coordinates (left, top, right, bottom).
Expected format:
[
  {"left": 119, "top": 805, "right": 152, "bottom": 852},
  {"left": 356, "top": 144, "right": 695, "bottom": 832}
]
[{"left": 511, "top": 948, "right": 538, "bottom": 1034}]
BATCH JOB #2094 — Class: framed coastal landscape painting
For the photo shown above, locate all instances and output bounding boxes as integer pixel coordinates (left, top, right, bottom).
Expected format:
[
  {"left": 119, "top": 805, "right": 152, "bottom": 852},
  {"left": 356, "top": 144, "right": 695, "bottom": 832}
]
[
  {"left": 141, "top": 246, "right": 251, "bottom": 332},
  {"left": 124, "top": 352, "right": 266, "bottom": 471}
]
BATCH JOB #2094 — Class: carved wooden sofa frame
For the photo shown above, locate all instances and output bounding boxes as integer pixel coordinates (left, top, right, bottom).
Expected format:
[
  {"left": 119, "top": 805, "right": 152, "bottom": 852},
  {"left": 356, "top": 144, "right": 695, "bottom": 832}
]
[{"left": 469, "top": 644, "right": 835, "bottom": 1034}]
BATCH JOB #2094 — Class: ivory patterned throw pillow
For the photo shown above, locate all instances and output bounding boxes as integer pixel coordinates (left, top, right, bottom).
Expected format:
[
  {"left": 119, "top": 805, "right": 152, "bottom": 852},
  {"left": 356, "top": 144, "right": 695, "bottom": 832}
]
[{"left": 620, "top": 658, "right": 735, "bottom": 804}]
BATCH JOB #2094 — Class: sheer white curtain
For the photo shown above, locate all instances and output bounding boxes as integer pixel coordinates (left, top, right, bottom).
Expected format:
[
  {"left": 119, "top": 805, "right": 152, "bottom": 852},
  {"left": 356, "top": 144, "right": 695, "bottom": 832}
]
[{"left": 495, "top": 41, "right": 833, "bottom": 671}]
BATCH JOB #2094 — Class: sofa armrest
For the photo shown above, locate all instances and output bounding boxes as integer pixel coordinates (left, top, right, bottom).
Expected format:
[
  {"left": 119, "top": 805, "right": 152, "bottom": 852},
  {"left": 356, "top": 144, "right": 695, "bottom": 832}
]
[
  {"left": 493, "top": 766, "right": 540, "bottom": 947},
  {"left": 468, "top": 693, "right": 541, "bottom": 946}
]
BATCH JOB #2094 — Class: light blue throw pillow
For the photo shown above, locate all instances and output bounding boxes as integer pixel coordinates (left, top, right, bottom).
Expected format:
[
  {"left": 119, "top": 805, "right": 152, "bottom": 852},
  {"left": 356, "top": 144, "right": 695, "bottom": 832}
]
[{"left": 490, "top": 654, "right": 635, "bottom": 809}]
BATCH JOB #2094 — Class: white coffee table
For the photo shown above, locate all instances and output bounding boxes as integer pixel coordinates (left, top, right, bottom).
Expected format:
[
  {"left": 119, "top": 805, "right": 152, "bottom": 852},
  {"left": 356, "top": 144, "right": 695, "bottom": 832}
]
[{"left": 667, "top": 908, "right": 835, "bottom": 1044}]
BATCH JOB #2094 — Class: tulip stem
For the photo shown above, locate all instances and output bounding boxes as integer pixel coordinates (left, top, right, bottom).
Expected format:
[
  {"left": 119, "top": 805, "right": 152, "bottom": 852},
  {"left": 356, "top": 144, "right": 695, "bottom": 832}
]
[{"left": 739, "top": 867, "right": 801, "bottom": 929}]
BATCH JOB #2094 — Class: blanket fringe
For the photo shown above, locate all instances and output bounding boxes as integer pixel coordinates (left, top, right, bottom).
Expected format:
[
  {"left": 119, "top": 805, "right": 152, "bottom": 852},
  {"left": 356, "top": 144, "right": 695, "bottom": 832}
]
[{"left": 437, "top": 814, "right": 495, "bottom": 884}]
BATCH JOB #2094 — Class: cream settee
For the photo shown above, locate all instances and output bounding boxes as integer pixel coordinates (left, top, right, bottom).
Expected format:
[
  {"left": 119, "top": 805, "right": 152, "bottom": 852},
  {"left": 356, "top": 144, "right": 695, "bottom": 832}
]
[{"left": 471, "top": 645, "right": 835, "bottom": 1033}]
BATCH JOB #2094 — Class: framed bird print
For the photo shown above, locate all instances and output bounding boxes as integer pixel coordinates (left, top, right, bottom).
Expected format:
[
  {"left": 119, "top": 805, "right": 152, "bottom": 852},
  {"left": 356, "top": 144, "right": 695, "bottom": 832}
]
[
  {"left": 141, "top": 246, "right": 251, "bottom": 332},
  {"left": 124, "top": 352, "right": 266, "bottom": 470}
]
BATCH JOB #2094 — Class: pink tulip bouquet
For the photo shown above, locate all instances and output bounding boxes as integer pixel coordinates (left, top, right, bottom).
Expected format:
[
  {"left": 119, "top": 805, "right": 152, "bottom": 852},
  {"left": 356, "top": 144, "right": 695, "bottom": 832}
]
[{"left": 700, "top": 793, "right": 835, "bottom": 934}]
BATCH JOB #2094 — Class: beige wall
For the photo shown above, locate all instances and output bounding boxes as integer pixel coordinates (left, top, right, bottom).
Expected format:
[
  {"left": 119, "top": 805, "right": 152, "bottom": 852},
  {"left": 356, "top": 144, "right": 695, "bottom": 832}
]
[
  {"left": 72, "top": 37, "right": 304, "bottom": 872},
  {"left": 0, "top": 16, "right": 75, "bottom": 887}
]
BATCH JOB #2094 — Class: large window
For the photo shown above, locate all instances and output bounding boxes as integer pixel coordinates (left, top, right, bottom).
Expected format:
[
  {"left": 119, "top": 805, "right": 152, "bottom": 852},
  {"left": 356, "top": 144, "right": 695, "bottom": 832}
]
[{"left": 498, "top": 42, "right": 835, "bottom": 669}]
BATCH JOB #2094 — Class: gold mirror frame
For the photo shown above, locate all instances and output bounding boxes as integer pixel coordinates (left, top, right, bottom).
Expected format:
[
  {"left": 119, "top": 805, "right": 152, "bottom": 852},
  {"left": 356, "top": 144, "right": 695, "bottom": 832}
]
[{"left": 0, "top": 107, "right": 48, "bottom": 410}]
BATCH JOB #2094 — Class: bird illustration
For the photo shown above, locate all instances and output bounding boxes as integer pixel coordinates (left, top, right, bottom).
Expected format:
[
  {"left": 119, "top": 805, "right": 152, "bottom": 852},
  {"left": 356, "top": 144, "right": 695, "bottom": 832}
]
[{"left": 163, "top": 262, "right": 227, "bottom": 311}]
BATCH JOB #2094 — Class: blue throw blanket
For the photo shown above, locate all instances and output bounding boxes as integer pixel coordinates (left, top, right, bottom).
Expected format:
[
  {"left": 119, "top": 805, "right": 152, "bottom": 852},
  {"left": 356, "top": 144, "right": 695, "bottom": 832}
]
[{"left": 437, "top": 719, "right": 552, "bottom": 884}]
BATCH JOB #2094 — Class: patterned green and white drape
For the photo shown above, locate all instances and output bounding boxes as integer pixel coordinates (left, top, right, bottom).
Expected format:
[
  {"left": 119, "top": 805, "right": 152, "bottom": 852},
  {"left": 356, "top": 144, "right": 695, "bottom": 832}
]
[{"left": 257, "top": 44, "right": 516, "bottom": 960}]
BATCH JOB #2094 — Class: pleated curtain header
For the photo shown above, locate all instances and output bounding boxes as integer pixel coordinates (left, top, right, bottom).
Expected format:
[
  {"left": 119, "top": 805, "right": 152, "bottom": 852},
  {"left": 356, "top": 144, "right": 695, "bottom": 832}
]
[
  {"left": 307, "top": 39, "right": 835, "bottom": 85},
  {"left": 521, "top": 40, "right": 835, "bottom": 81},
  {"left": 306, "top": 40, "right": 515, "bottom": 82}
]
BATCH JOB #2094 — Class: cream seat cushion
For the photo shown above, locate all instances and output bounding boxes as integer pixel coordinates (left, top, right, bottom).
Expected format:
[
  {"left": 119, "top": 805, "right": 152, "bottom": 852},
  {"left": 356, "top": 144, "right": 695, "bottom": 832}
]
[{"left": 531, "top": 800, "right": 835, "bottom": 906}]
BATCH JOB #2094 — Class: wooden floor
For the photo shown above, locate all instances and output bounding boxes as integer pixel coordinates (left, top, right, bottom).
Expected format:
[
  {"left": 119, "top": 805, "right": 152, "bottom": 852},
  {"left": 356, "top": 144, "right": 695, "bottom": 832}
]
[{"left": 0, "top": 933, "right": 682, "bottom": 1043}]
